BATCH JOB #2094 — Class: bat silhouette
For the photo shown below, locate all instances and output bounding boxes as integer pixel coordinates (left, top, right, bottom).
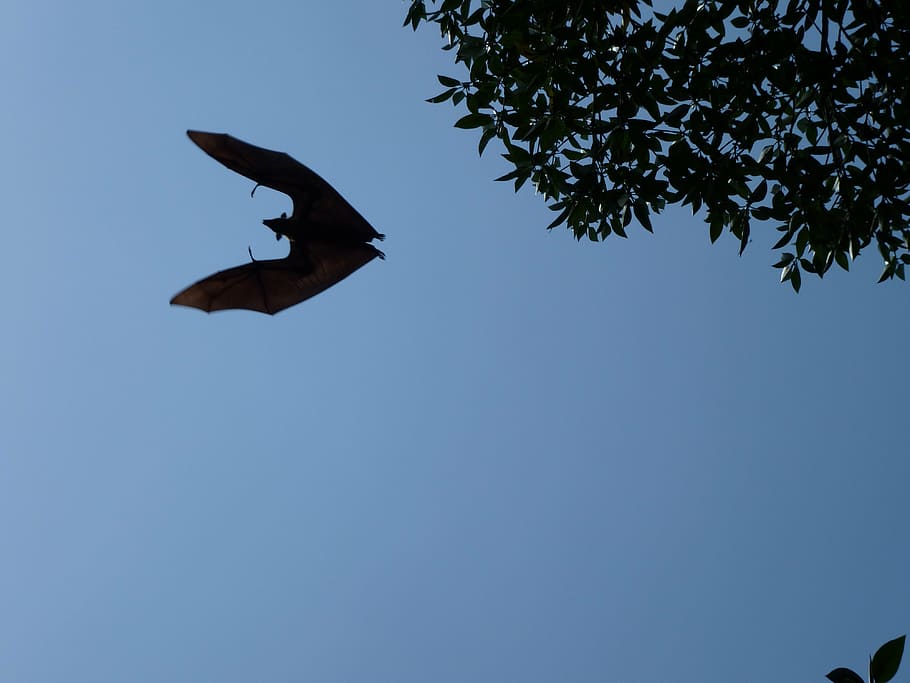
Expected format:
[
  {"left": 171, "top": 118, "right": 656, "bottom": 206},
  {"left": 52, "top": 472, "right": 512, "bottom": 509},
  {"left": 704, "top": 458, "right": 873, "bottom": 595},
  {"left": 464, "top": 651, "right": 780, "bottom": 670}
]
[{"left": 171, "top": 130, "right": 385, "bottom": 314}]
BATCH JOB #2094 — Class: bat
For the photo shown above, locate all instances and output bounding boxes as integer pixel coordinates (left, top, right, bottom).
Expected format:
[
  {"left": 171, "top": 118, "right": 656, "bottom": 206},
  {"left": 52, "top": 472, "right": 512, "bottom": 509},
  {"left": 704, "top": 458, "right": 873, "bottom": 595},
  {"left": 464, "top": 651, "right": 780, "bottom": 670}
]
[{"left": 170, "top": 130, "right": 385, "bottom": 314}]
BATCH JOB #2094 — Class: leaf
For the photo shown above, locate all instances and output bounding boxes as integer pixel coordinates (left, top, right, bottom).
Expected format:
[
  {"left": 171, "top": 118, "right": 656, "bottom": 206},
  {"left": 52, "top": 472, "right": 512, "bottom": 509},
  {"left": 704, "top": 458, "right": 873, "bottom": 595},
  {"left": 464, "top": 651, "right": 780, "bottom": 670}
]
[
  {"left": 633, "top": 202, "right": 654, "bottom": 232},
  {"left": 437, "top": 74, "right": 461, "bottom": 87},
  {"left": 795, "top": 227, "right": 810, "bottom": 256},
  {"left": 454, "top": 113, "right": 493, "bottom": 129},
  {"left": 871, "top": 636, "right": 905, "bottom": 683},
  {"left": 827, "top": 668, "right": 865, "bottom": 683},
  {"left": 749, "top": 179, "right": 768, "bottom": 203},
  {"left": 546, "top": 204, "right": 572, "bottom": 229},
  {"left": 835, "top": 250, "right": 850, "bottom": 271},
  {"left": 709, "top": 217, "right": 723, "bottom": 243},
  {"left": 495, "top": 168, "right": 525, "bottom": 183},
  {"left": 772, "top": 229, "right": 793, "bottom": 249},
  {"left": 426, "top": 88, "right": 457, "bottom": 103},
  {"left": 772, "top": 253, "right": 795, "bottom": 268},
  {"left": 478, "top": 127, "right": 496, "bottom": 155},
  {"left": 753, "top": 206, "right": 774, "bottom": 221},
  {"left": 663, "top": 104, "right": 690, "bottom": 126},
  {"left": 738, "top": 218, "right": 751, "bottom": 255}
]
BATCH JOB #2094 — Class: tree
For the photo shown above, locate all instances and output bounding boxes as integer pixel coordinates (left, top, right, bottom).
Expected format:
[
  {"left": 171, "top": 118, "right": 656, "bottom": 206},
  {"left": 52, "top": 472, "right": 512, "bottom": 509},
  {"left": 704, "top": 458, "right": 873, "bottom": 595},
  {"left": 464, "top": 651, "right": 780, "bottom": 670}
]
[{"left": 405, "top": 0, "right": 910, "bottom": 290}]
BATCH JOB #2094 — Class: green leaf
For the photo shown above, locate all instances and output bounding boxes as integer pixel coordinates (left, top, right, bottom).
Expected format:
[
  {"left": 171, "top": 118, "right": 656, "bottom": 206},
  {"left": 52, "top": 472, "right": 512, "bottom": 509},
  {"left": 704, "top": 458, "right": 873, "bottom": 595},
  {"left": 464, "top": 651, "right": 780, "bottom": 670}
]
[
  {"left": 749, "top": 179, "right": 768, "bottom": 203},
  {"left": 827, "top": 668, "right": 865, "bottom": 683},
  {"left": 790, "top": 264, "right": 802, "bottom": 292},
  {"left": 426, "top": 88, "right": 457, "bottom": 103},
  {"left": 437, "top": 74, "right": 461, "bottom": 87},
  {"left": 835, "top": 250, "right": 850, "bottom": 271},
  {"left": 753, "top": 206, "right": 774, "bottom": 221},
  {"left": 546, "top": 205, "right": 572, "bottom": 229},
  {"left": 871, "top": 636, "right": 905, "bottom": 683},
  {"left": 478, "top": 127, "right": 496, "bottom": 156},
  {"left": 663, "top": 104, "right": 690, "bottom": 126},
  {"left": 795, "top": 227, "right": 810, "bottom": 256},
  {"left": 633, "top": 202, "right": 654, "bottom": 233},
  {"left": 454, "top": 113, "right": 493, "bottom": 129},
  {"left": 709, "top": 217, "right": 723, "bottom": 243},
  {"left": 495, "top": 168, "right": 525, "bottom": 183},
  {"left": 737, "top": 217, "right": 751, "bottom": 255},
  {"left": 773, "top": 253, "right": 795, "bottom": 268}
]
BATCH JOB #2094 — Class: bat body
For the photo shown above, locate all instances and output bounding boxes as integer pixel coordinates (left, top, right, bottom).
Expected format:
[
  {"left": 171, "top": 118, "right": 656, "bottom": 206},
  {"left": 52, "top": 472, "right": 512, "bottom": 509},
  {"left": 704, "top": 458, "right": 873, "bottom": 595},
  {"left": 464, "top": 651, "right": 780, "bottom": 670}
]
[{"left": 171, "top": 130, "right": 384, "bottom": 314}]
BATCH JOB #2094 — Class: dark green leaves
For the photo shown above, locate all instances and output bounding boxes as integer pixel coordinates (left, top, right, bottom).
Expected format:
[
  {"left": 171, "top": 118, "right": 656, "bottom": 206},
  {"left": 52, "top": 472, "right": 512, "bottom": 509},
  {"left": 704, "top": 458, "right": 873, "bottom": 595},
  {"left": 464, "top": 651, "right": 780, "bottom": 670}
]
[
  {"left": 407, "top": 0, "right": 910, "bottom": 291},
  {"left": 826, "top": 636, "right": 905, "bottom": 683}
]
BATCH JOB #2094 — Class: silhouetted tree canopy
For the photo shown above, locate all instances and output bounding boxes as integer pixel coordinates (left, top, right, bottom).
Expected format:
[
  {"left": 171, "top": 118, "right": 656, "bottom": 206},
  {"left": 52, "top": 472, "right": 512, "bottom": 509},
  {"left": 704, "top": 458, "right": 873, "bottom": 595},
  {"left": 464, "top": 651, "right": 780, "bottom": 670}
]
[{"left": 405, "top": 0, "right": 910, "bottom": 290}]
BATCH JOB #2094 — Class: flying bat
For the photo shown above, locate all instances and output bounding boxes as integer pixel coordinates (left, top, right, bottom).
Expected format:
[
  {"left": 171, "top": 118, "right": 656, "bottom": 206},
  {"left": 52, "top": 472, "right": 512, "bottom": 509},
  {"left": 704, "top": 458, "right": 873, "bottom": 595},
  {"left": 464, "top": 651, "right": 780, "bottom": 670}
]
[{"left": 171, "top": 130, "right": 385, "bottom": 314}]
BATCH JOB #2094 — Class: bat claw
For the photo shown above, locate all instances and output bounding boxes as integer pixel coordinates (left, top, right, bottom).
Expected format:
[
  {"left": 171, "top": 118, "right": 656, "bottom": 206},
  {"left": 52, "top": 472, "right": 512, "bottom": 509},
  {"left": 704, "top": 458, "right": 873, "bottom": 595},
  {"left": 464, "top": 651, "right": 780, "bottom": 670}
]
[
  {"left": 248, "top": 246, "right": 258, "bottom": 262},
  {"left": 251, "top": 183, "right": 261, "bottom": 198}
]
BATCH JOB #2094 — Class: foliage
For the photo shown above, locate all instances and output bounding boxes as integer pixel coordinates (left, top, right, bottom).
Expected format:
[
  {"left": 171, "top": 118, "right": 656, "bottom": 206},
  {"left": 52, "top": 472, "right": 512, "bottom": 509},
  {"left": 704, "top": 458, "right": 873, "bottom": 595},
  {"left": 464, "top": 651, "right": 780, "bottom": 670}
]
[
  {"left": 827, "top": 635, "right": 905, "bottom": 683},
  {"left": 405, "top": 0, "right": 910, "bottom": 290}
]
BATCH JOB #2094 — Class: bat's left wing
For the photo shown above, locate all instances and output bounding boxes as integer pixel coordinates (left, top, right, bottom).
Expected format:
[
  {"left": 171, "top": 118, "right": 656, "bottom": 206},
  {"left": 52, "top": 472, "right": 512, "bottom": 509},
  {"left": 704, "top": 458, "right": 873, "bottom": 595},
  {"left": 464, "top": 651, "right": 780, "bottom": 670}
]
[
  {"left": 170, "top": 241, "right": 383, "bottom": 315},
  {"left": 186, "top": 130, "right": 382, "bottom": 243}
]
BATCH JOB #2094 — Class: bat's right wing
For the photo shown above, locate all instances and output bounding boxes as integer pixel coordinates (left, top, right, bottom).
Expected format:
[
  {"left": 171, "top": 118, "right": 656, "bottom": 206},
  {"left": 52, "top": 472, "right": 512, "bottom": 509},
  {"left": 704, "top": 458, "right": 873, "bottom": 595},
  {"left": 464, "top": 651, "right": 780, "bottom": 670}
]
[
  {"left": 186, "top": 130, "right": 382, "bottom": 243},
  {"left": 170, "top": 241, "right": 383, "bottom": 315}
]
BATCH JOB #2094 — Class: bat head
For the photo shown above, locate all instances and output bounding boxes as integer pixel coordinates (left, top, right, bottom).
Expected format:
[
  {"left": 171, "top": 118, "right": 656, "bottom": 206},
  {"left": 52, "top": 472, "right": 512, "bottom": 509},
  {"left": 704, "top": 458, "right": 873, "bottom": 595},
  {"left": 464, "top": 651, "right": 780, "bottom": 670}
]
[{"left": 263, "top": 212, "right": 290, "bottom": 239}]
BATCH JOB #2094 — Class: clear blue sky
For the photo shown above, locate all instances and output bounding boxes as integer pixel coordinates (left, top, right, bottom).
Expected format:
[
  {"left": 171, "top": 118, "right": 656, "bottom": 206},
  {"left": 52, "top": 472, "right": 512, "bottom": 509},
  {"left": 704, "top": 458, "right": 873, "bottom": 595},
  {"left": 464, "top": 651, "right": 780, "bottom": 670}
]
[{"left": 1, "top": 2, "right": 907, "bottom": 682}]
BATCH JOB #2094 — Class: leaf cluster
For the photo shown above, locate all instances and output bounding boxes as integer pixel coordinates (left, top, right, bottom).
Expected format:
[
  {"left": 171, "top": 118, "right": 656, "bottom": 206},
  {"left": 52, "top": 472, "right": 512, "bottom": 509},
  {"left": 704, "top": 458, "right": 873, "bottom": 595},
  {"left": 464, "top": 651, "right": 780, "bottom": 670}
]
[
  {"left": 405, "top": 0, "right": 910, "bottom": 289},
  {"left": 827, "top": 635, "right": 905, "bottom": 683}
]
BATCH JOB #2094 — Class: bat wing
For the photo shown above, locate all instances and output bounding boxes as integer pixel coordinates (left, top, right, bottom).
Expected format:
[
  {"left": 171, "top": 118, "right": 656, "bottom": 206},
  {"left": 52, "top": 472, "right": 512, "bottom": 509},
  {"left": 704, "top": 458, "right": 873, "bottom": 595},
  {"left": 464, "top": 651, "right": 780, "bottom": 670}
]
[
  {"left": 170, "top": 241, "right": 383, "bottom": 315},
  {"left": 186, "top": 130, "right": 382, "bottom": 243}
]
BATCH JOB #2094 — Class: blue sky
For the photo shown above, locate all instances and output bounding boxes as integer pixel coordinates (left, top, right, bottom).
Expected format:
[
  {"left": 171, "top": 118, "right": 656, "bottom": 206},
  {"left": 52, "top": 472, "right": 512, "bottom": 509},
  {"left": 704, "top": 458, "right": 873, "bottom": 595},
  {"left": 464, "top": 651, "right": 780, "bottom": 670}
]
[{"left": 1, "top": 2, "right": 907, "bottom": 682}]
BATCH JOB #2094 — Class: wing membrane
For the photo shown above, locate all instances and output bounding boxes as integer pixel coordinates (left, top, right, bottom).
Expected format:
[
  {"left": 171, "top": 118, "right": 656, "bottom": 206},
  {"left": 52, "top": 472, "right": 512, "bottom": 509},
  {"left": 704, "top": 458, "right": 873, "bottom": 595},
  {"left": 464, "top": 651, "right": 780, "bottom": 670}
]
[
  {"left": 186, "top": 131, "right": 380, "bottom": 242},
  {"left": 170, "top": 242, "right": 382, "bottom": 315}
]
